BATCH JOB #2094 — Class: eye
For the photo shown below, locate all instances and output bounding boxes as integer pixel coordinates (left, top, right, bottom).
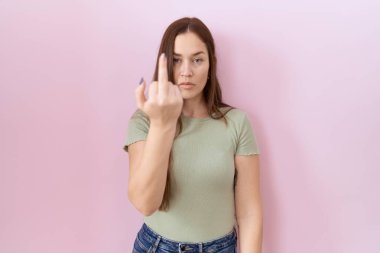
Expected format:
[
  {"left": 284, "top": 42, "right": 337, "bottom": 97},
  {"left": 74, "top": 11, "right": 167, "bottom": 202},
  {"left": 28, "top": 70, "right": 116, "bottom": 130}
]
[
  {"left": 193, "top": 58, "right": 203, "bottom": 64},
  {"left": 173, "top": 58, "right": 181, "bottom": 64}
]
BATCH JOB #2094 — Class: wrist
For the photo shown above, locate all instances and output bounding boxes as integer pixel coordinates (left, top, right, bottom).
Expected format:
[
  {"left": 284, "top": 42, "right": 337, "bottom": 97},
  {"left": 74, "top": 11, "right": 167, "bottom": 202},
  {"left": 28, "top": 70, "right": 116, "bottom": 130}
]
[{"left": 150, "top": 121, "right": 177, "bottom": 133}]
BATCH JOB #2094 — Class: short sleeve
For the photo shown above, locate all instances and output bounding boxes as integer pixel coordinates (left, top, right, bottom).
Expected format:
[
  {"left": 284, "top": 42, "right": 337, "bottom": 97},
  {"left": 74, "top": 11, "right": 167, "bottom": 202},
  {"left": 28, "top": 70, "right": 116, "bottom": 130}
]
[
  {"left": 123, "top": 109, "right": 150, "bottom": 152},
  {"left": 235, "top": 113, "right": 260, "bottom": 156}
]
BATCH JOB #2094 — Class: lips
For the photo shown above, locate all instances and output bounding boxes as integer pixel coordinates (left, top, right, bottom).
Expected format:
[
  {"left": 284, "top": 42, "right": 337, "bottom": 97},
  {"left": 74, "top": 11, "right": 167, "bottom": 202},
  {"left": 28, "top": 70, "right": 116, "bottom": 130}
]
[
  {"left": 178, "top": 82, "right": 195, "bottom": 90},
  {"left": 179, "top": 82, "right": 195, "bottom": 86}
]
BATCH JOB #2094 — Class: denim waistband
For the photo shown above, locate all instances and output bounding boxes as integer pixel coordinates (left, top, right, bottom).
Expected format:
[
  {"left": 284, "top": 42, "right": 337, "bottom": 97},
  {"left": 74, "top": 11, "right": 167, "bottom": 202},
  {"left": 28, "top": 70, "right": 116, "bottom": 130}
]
[{"left": 138, "top": 223, "right": 237, "bottom": 252}]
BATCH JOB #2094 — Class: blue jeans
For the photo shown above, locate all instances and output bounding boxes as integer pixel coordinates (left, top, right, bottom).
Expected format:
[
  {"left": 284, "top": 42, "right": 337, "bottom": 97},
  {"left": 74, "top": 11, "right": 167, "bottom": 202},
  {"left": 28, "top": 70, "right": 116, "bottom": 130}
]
[{"left": 132, "top": 223, "right": 237, "bottom": 253}]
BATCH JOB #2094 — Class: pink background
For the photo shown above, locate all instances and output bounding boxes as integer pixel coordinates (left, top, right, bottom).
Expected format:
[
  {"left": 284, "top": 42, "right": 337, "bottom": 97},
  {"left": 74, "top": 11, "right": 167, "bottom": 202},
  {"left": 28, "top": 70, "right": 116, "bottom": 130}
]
[{"left": 1, "top": 1, "right": 379, "bottom": 252}]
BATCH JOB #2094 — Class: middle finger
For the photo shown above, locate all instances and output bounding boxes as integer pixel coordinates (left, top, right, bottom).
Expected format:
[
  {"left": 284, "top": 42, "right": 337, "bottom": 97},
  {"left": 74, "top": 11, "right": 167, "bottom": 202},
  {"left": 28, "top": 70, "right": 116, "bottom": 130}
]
[{"left": 158, "top": 53, "right": 169, "bottom": 95}]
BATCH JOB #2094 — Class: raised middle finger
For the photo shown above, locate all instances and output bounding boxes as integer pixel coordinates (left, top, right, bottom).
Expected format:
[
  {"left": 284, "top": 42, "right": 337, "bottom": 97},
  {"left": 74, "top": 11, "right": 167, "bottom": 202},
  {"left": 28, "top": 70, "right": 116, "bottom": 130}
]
[{"left": 158, "top": 53, "right": 169, "bottom": 95}]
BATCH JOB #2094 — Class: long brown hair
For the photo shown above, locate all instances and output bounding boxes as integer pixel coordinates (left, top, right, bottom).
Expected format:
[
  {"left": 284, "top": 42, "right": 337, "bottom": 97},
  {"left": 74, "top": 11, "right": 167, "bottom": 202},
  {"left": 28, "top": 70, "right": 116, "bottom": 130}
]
[{"left": 152, "top": 17, "right": 234, "bottom": 211}]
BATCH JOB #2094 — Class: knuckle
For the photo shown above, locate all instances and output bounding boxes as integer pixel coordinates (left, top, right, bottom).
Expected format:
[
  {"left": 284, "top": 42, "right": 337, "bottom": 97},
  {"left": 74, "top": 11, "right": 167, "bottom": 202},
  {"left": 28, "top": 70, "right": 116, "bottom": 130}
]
[
  {"left": 145, "top": 100, "right": 154, "bottom": 108},
  {"left": 157, "top": 99, "right": 166, "bottom": 106}
]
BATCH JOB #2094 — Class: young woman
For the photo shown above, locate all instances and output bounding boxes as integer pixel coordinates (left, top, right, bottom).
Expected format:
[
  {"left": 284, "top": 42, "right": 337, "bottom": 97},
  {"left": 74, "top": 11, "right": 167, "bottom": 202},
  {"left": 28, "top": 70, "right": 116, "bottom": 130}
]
[{"left": 124, "top": 17, "right": 263, "bottom": 253}]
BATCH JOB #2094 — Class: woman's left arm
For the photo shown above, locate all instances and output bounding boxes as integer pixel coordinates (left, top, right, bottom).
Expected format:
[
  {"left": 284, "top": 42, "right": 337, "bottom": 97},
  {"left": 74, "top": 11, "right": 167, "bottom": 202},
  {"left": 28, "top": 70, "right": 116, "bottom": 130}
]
[{"left": 234, "top": 154, "right": 263, "bottom": 253}]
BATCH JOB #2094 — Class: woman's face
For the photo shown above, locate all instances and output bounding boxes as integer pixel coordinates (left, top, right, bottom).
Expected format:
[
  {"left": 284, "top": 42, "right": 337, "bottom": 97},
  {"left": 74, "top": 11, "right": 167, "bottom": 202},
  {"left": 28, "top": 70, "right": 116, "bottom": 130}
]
[{"left": 172, "top": 32, "right": 210, "bottom": 101}]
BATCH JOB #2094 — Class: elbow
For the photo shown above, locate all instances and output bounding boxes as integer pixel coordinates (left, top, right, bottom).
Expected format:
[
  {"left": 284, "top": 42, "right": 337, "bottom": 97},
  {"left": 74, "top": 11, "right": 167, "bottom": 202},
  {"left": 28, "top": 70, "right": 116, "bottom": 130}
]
[
  {"left": 128, "top": 188, "right": 159, "bottom": 216},
  {"left": 139, "top": 207, "right": 157, "bottom": 216},
  {"left": 134, "top": 198, "right": 158, "bottom": 216}
]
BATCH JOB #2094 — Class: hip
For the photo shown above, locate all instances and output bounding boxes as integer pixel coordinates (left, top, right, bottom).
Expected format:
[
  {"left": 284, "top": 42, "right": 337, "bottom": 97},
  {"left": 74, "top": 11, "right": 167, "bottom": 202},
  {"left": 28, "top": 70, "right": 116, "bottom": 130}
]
[{"left": 132, "top": 223, "right": 237, "bottom": 253}]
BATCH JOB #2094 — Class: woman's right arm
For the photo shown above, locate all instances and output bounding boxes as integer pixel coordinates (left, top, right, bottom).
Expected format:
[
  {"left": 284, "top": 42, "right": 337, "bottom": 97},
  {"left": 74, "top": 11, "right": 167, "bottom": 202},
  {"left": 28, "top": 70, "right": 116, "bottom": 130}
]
[
  {"left": 127, "top": 53, "right": 183, "bottom": 216},
  {"left": 127, "top": 123, "right": 176, "bottom": 216}
]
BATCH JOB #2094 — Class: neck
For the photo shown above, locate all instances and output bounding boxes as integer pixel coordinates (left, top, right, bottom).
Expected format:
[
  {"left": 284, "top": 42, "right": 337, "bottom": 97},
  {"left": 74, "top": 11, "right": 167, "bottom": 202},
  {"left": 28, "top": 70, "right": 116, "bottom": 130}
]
[{"left": 182, "top": 96, "right": 208, "bottom": 118}]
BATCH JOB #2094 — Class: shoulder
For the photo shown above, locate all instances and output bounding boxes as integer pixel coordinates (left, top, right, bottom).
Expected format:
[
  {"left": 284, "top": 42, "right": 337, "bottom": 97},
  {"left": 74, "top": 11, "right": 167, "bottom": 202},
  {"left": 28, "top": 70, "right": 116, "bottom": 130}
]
[
  {"left": 223, "top": 107, "right": 249, "bottom": 122},
  {"left": 131, "top": 109, "right": 149, "bottom": 121},
  {"left": 129, "top": 109, "right": 150, "bottom": 129},
  {"left": 215, "top": 107, "right": 251, "bottom": 131},
  {"left": 131, "top": 108, "right": 148, "bottom": 118}
]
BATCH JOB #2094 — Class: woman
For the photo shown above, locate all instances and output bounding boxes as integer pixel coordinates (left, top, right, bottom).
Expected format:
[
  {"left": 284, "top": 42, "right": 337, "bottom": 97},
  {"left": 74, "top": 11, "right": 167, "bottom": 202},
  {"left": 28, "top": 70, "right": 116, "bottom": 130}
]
[{"left": 124, "top": 17, "right": 263, "bottom": 253}]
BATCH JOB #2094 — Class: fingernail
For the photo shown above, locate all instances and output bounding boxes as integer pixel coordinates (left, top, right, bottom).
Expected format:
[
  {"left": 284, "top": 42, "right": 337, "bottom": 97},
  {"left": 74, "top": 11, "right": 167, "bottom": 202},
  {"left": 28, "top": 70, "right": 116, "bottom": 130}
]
[
  {"left": 139, "top": 77, "right": 144, "bottom": 85},
  {"left": 161, "top": 52, "right": 166, "bottom": 60}
]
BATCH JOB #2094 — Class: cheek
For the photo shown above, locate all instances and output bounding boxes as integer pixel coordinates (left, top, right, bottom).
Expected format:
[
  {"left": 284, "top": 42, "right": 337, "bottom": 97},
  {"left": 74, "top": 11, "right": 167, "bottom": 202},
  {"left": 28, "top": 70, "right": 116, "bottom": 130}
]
[
  {"left": 173, "top": 68, "right": 179, "bottom": 82},
  {"left": 199, "top": 65, "right": 209, "bottom": 80}
]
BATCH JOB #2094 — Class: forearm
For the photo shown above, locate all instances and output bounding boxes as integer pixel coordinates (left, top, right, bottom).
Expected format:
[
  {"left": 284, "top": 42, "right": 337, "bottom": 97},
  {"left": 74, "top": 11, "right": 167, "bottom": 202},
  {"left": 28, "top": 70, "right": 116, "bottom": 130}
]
[
  {"left": 237, "top": 212, "right": 263, "bottom": 253},
  {"left": 129, "top": 123, "right": 176, "bottom": 214}
]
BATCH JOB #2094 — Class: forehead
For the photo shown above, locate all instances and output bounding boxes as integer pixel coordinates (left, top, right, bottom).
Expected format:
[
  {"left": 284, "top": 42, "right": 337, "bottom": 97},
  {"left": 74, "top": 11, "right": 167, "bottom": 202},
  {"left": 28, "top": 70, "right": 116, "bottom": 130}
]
[{"left": 174, "top": 32, "right": 208, "bottom": 55}]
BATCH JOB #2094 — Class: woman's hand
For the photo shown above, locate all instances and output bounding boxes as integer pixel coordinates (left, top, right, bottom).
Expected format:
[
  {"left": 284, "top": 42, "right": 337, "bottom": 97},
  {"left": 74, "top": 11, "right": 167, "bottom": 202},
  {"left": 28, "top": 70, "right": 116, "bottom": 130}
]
[{"left": 135, "top": 53, "right": 183, "bottom": 126}]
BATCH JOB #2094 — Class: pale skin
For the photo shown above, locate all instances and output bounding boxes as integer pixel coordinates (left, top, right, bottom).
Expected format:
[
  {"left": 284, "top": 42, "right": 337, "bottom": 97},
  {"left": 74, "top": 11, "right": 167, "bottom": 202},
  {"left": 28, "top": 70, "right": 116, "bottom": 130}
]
[{"left": 127, "top": 31, "right": 262, "bottom": 253}]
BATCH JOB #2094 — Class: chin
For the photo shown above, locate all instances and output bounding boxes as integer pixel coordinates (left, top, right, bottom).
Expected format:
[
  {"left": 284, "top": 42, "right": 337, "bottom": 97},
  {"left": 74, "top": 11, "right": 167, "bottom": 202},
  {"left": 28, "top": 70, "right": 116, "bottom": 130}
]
[
  {"left": 181, "top": 94, "right": 202, "bottom": 101},
  {"left": 179, "top": 89, "right": 203, "bottom": 100},
  {"left": 181, "top": 95, "right": 192, "bottom": 100},
  {"left": 180, "top": 93, "right": 192, "bottom": 99}
]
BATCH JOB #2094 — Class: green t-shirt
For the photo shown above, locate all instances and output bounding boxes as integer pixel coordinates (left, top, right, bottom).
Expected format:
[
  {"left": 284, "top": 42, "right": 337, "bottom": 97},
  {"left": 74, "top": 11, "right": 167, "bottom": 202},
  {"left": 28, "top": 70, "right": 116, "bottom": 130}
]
[{"left": 124, "top": 107, "right": 260, "bottom": 242}]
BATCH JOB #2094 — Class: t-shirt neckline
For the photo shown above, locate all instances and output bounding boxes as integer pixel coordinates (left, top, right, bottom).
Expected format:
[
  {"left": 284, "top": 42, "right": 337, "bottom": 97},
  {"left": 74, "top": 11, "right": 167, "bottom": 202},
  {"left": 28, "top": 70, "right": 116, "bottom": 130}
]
[{"left": 180, "top": 114, "right": 212, "bottom": 122}]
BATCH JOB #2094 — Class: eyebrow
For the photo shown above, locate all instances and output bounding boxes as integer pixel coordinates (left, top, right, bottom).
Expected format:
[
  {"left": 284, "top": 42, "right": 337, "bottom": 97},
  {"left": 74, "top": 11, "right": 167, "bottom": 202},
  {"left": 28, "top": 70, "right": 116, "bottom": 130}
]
[{"left": 173, "top": 51, "right": 206, "bottom": 57}]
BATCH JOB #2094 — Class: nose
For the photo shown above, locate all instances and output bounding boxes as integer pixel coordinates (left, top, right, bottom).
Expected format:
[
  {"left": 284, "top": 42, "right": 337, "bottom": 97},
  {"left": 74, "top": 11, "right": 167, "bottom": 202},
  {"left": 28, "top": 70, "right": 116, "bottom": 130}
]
[{"left": 180, "top": 61, "right": 193, "bottom": 77}]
